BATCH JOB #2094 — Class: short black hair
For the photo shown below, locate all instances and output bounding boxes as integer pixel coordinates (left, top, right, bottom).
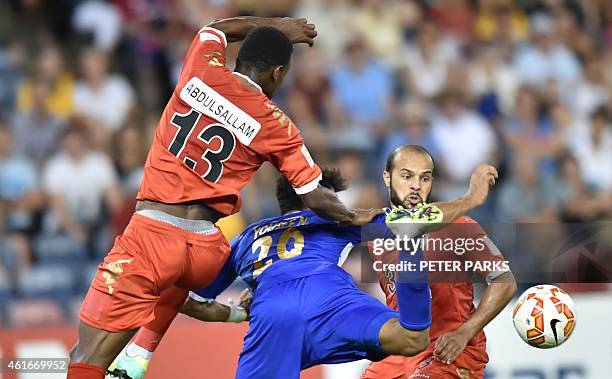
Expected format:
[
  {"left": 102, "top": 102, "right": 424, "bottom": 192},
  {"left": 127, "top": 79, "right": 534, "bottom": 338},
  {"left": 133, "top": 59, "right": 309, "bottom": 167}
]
[
  {"left": 385, "top": 145, "right": 434, "bottom": 172},
  {"left": 276, "top": 168, "right": 347, "bottom": 214},
  {"left": 236, "top": 26, "right": 293, "bottom": 72}
]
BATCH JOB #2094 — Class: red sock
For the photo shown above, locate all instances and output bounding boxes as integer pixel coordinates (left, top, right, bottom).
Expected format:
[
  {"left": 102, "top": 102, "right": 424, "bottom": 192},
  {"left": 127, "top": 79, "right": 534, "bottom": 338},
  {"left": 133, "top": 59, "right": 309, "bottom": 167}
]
[
  {"left": 133, "top": 285, "right": 188, "bottom": 351},
  {"left": 67, "top": 363, "right": 105, "bottom": 379}
]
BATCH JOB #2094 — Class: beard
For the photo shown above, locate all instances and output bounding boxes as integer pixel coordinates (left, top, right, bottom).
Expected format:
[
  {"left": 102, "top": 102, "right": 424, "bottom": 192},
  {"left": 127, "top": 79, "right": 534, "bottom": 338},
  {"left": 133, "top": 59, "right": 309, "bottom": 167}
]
[
  {"left": 389, "top": 185, "right": 408, "bottom": 208},
  {"left": 389, "top": 179, "right": 428, "bottom": 209}
]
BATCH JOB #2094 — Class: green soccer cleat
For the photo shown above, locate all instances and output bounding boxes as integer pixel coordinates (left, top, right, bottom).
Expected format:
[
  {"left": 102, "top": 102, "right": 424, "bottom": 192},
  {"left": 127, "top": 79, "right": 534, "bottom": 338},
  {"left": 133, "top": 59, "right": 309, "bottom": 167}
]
[
  {"left": 108, "top": 349, "right": 150, "bottom": 379},
  {"left": 385, "top": 203, "right": 443, "bottom": 224},
  {"left": 385, "top": 203, "right": 443, "bottom": 240}
]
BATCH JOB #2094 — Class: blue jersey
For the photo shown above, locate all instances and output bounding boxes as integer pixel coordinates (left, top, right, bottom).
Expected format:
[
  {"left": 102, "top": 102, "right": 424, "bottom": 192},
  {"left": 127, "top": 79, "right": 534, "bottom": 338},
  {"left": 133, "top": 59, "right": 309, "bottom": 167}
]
[{"left": 194, "top": 210, "right": 387, "bottom": 299}]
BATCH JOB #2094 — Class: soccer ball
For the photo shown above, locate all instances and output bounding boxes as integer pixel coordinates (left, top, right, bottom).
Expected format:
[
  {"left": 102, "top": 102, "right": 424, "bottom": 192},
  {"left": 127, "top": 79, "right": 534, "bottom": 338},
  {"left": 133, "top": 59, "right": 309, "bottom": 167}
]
[{"left": 512, "top": 284, "right": 576, "bottom": 348}]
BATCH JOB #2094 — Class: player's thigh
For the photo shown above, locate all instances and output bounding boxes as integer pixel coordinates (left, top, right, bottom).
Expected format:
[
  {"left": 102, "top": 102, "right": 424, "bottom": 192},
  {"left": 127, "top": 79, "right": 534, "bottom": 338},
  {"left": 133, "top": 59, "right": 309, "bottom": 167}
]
[
  {"left": 176, "top": 230, "right": 230, "bottom": 290},
  {"left": 408, "top": 356, "right": 477, "bottom": 379},
  {"left": 361, "top": 356, "right": 410, "bottom": 379},
  {"left": 305, "top": 275, "right": 397, "bottom": 363},
  {"left": 81, "top": 215, "right": 188, "bottom": 332},
  {"left": 236, "top": 283, "right": 305, "bottom": 379}
]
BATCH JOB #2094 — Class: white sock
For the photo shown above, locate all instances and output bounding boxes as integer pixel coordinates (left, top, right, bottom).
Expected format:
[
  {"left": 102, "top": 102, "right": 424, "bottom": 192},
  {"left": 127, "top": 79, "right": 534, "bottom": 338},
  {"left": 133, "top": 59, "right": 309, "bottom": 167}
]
[{"left": 125, "top": 342, "right": 153, "bottom": 360}]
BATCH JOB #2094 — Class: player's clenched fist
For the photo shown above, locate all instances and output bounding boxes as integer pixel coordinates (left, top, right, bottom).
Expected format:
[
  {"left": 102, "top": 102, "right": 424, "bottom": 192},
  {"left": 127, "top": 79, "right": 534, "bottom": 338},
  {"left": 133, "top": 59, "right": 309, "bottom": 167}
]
[
  {"left": 274, "top": 17, "right": 318, "bottom": 46},
  {"left": 464, "top": 164, "right": 498, "bottom": 208}
]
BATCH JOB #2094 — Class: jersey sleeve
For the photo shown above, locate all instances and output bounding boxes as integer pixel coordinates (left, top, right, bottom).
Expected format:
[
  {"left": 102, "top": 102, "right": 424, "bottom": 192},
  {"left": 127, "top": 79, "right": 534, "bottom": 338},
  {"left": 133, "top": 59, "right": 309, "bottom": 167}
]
[
  {"left": 455, "top": 217, "right": 510, "bottom": 284},
  {"left": 193, "top": 26, "right": 228, "bottom": 68},
  {"left": 257, "top": 102, "right": 322, "bottom": 194}
]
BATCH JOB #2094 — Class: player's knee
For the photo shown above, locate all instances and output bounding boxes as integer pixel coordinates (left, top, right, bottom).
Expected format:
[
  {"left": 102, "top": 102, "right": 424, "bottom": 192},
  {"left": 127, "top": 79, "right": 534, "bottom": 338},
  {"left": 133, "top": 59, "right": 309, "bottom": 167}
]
[{"left": 379, "top": 318, "right": 429, "bottom": 356}]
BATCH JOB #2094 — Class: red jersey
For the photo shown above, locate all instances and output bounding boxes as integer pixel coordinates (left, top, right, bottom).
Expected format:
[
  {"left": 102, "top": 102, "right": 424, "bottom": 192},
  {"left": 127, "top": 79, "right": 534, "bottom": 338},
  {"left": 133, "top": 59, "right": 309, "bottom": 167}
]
[
  {"left": 369, "top": 216, "right": 508, "bottom": 371},
  {"left": 137, "top": 27, "right": 322, "bottom": 216}
]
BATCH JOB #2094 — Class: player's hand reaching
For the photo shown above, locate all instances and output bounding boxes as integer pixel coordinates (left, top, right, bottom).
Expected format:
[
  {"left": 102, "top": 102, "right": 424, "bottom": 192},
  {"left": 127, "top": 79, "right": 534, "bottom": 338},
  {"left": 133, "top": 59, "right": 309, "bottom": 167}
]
[
  {"left": 238, "top": 289, "right": 253, "bottom": 320},
  {"left": 275, "top": 17, "right": 318, "bottom": 46},
  {"left": 433, "top": 328, "right": 471, "bottom": 364},
  {"left": 350, "top": 208, "right": 386, "bottom": 226},
  {"left": 464, "top": 164, "right": 498, "bottom": 208}
]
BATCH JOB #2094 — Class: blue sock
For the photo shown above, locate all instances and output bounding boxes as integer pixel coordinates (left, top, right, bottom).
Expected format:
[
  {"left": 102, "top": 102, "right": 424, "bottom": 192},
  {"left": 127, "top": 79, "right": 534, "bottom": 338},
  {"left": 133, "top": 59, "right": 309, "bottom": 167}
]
[{"left": 396, "top": 248, "right": 431, "bottom": 330}]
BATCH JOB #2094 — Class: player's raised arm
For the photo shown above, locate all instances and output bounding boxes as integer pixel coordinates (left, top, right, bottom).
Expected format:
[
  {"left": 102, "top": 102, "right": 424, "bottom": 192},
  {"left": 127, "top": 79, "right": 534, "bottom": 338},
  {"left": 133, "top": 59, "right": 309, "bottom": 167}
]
[
  {"left": 432, "top": 164, "right": 498, "bottom": 222},
  {"left": 208, "top": 17, "right": 317, "bottom": 46}
]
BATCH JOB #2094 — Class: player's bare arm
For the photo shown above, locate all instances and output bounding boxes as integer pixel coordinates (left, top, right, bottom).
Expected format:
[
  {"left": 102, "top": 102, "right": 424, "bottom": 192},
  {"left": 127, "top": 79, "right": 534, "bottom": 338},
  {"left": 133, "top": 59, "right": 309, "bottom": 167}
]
[
  {"left": 432, "top": 164, "right": 498, "bottom": 223},
  {"left": 301, "top": 185, "right": 384, "bottom": 226},
  {"left": 434, "top": 272, "right": 517, "bottom": 364},
  {"left": 208, "top": 16, "right": 317, "bottom": 45},
  {"left": 181, "top": 289, "right": 252, "bottom": 323}
]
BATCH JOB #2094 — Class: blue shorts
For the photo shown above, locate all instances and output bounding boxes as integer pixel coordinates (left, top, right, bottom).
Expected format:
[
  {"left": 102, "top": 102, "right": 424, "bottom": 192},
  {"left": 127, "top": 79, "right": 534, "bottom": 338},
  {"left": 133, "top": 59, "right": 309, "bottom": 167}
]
[{"left": 235, "top": 267, "right": 398, "bottom": 379}]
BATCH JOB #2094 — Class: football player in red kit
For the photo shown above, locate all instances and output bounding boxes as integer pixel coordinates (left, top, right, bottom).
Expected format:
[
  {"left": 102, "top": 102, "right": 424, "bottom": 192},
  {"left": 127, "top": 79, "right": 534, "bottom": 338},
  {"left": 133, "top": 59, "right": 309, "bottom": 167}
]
[
  {"left": 362, "top": 145, "right": 517, "bottom": 379},
  {"left": 68, "top": 17, "right": 381, "bottom": 379}
]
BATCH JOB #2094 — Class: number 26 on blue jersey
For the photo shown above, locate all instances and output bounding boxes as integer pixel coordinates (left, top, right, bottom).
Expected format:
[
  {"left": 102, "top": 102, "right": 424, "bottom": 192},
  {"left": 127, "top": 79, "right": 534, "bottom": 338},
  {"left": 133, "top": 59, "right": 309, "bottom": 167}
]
[{"left": 252, "top": 228, "right": 304, "bottom": 278}]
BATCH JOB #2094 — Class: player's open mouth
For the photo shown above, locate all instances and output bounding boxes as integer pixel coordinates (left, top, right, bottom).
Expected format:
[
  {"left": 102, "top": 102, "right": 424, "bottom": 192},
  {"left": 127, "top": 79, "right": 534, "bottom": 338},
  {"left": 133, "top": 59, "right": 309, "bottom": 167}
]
[{"left": 407, "top": 194, "right": 421, "bottom": 203}]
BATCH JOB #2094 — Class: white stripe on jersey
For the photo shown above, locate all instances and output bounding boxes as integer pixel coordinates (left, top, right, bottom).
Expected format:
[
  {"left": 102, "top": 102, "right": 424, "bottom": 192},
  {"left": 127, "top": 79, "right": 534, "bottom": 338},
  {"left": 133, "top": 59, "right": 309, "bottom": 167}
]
[
  {"left": 198, "top": 26, "right": 228, "bottom": 47},
  {"left": 338, "top": 242, "right": 354, "bottom": 267}
]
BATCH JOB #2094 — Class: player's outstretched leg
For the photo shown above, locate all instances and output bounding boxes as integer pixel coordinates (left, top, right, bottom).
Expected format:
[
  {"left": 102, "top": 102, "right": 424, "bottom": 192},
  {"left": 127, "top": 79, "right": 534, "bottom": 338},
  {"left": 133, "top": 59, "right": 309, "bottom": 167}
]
[
  {"left": 375, "top": 248, "right": 431, "bottom": 358},
  {"left": 396, "top": 248, "right": 431, "bottom": 331},
  {"left": 377, "top": 317, "right": 429, "bottom": 357},
  {"left": 109, "top": 286, "right": 189, "bottom": 379},
  {"left": 68, "top": 212, "right": 230, "bottom": 379},
  {"left": 68, "top": 321, "right": 137, "bottom": 379}
]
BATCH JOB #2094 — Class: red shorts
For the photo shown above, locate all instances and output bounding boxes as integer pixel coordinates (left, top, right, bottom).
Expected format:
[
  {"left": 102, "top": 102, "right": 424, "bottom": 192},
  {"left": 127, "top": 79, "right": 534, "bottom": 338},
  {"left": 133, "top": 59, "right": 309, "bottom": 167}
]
[
  {"left": 361, "top": 355, "right": 409, "bottom": 379},
  {"left": 80, "top": 213, "right": 230, "bottom": 332},
  {"left": 363, "top": 355, "right": 485, "bottom": 379},
  {"left": 408, "top": 356, "right": 484, "bottom": 379}
]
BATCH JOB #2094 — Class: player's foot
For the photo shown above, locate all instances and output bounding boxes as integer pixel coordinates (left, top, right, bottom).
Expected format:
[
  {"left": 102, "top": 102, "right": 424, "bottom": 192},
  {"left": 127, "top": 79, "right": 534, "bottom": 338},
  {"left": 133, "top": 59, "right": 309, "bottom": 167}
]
[
  {"left": 108, "top": 343, "right": 151, "bottom": 379},
  {"left": 105, "top": 368, "right": 134, "bottom": 379}
]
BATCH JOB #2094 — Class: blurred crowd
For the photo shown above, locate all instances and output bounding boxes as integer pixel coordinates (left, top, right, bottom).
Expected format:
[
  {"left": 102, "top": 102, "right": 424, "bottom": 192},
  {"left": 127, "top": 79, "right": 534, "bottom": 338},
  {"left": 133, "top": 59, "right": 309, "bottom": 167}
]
[{"left": 0, "top": 0, "right": 611, "bottom": 327}]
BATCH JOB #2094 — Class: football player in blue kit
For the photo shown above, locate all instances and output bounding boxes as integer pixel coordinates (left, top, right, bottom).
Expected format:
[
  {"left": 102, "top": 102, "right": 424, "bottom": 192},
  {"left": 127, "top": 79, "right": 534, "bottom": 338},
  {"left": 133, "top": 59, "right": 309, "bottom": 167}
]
[{"left": 110, "top": 148, "right": 497, "bottom": 379}]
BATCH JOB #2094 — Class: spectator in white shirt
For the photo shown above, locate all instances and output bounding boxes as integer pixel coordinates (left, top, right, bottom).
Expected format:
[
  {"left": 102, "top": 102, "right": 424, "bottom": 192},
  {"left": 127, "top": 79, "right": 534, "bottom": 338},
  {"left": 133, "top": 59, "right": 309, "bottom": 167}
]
[
  {"left": 513, "top": 13, "right": 581, "bottom": 90},
  {"left": 468, "top": 44, "right": 518, "bottom": 116},
  {"left": 401, "top": 20, "right": 459, "bottom": 99},
  {"left": 570, "top": 55, "right": 609, "bottom": 118},
  {"left": 430, "top": 89, "right": 496, "bottom": 200},
  {"left": 570, "top": 106, "right": 612, "bottom": 193},
  {"left": 73, "top": 48, "right": 135, "bottom": 142},
  {"left": 43, "top": 122, "right": 122, "bottom": 244}
]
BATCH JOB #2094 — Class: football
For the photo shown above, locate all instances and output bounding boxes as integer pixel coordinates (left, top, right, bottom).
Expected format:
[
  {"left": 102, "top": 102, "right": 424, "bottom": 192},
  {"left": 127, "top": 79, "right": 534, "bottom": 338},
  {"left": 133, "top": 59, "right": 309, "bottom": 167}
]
[{"left": 512, "top": 285, "right": 576, "bottom": 348}]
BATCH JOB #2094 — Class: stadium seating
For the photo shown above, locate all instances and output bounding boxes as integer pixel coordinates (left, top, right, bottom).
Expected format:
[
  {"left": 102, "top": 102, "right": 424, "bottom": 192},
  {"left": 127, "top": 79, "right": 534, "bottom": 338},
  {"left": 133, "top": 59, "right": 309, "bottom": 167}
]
[
  {"left": 34, "top": 235, "right": 89, "bottom": 265},
  {"left": 8, "top": 299, "right": 65, "bottom": 327},
  {"left": 17, "top": 264, "right": 78, "bottom": 303}
]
